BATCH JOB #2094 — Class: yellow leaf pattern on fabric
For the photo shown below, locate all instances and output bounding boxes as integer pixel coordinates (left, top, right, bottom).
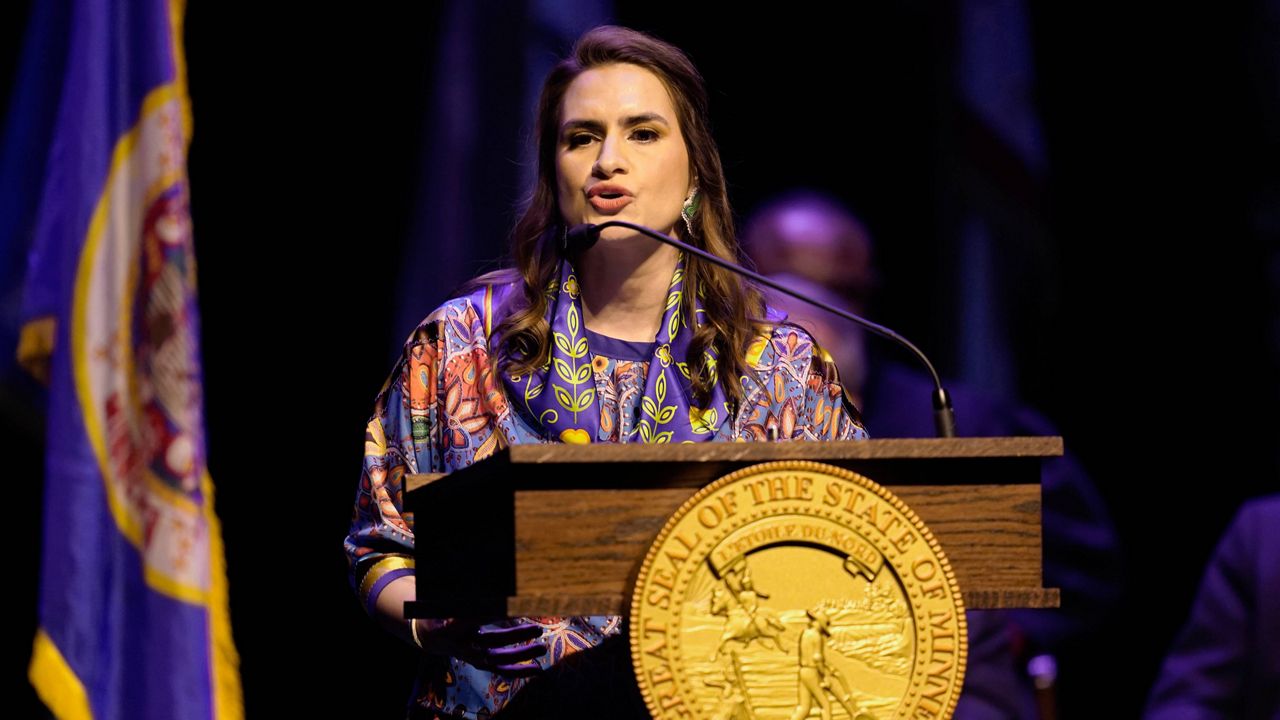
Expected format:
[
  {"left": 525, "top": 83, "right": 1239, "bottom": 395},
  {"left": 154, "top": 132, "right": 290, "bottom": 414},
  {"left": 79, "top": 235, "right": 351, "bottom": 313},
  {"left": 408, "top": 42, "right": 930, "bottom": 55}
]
[
  {"left": 642, "top": 396, "right": 659, "bottom": 420},
  {"left": 665, "top": 288, "right": 681, "bottom": 310},
  {"left": 553, "top": 384, "right": 574, "bottom": 411},
  {"left": 690, "top": 406, "right": 717, "bottom": 434},
  {"left": 554, "top": 357, "right": 575, "bottom": 385},
  {"left": 485, "top": 255, "right": 855, "bottom": 448}
]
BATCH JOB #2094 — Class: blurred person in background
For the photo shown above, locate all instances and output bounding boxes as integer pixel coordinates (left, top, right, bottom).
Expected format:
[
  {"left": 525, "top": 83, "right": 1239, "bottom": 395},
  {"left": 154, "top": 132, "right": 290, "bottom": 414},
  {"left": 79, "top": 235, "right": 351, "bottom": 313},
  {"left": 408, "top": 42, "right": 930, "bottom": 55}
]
[
  {"left": 1144, "top": 493, "right": 1280, "bottom": 719},
  {"left": 744, "top": 190, "right": 1124, "bottom": 719}
]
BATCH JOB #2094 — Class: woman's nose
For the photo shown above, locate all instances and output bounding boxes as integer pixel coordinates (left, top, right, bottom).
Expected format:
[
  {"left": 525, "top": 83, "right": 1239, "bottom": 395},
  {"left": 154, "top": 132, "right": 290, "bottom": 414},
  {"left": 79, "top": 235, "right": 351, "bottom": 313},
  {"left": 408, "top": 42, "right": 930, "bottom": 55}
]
[{"left": 592, "top": 134, "right": 628, "bottom": 176}]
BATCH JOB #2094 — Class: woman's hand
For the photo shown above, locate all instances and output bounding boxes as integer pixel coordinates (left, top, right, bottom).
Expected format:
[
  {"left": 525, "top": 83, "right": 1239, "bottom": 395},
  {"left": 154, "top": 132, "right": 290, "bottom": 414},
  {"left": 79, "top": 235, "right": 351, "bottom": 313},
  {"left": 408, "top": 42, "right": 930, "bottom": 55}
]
[{"left": 414, "top": 619, "right": 547, "bottom": 677}]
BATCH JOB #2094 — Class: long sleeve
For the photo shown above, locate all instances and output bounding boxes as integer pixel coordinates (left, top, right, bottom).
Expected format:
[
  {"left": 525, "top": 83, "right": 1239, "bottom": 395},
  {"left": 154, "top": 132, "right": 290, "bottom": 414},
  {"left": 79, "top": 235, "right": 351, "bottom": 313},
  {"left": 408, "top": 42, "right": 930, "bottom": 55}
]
[
  {"left": 345, "top": 299, "right": 874, "bottom": 719},
  {"left": 345, "top": 321, "right": 444, "bottom": 615},
  {"left": 739, "top": 323, "right": 869, "bottom": 442},
  {"left": 801, "top": 339, "right": 868, "bottom": 441}
]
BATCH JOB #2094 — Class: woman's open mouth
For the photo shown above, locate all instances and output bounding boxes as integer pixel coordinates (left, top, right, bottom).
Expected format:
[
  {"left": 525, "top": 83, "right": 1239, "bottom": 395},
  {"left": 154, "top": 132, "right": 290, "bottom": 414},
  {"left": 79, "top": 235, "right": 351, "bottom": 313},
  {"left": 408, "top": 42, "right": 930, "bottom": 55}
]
[{"left": 589, "top": 194, "right": 633, "bottom": 212}]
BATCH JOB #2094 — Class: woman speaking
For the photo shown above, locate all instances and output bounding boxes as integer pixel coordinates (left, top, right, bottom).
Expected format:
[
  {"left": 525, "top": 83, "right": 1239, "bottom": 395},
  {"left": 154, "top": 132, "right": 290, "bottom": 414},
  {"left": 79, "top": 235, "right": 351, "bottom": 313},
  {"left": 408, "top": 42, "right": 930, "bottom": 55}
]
[{"left": 345, "top": 25, "right": 866, "bottom": 719}]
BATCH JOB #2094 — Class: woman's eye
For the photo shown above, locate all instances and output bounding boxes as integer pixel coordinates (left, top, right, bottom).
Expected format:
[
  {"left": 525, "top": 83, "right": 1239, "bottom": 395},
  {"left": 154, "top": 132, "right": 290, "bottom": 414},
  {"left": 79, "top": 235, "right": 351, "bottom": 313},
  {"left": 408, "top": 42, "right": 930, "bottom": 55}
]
[
  {"left": 568, "top": 133, "right": 595, "bottom": 148},
  {"left": 632, "top": 128, "right": 659, "bottom": 142}
]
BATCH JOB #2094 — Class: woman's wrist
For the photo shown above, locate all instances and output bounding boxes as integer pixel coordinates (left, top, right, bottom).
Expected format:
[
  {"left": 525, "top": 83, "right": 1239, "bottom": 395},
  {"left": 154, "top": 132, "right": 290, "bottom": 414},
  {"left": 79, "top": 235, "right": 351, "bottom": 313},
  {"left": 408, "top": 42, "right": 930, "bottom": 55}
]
[
  {"left": 408, "top": 618, "right": 455, "bottom": 653},
  {"left": 370, "top": 574, "right": 419, "bottom": 646}
]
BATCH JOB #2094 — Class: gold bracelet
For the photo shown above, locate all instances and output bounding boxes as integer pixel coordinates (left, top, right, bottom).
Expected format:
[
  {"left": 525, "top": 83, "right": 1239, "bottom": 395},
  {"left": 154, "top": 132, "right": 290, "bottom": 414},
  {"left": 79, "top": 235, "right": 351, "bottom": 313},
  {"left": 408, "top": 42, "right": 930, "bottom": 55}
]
[{"left": 409, "top": 618, "right": 424, "bottom": 649}]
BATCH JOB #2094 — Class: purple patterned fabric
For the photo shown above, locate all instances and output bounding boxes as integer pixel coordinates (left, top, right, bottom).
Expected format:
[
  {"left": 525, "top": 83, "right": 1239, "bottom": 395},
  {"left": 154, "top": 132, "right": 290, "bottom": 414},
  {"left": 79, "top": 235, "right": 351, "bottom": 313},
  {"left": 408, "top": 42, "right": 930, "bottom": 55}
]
[
  {"left": 346, "top": 284, "right": 868, "bottom": 719},
  {"left": 503, "top": 255, "right": 731, "bottom": 444}
]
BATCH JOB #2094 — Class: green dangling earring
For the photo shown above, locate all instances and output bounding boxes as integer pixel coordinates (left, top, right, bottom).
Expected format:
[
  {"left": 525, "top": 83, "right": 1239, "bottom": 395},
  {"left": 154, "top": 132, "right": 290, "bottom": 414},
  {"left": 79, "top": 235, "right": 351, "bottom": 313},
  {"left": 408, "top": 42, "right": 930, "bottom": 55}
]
[{"left": 681, "top": 185, "right": 700, "bottom": 236}]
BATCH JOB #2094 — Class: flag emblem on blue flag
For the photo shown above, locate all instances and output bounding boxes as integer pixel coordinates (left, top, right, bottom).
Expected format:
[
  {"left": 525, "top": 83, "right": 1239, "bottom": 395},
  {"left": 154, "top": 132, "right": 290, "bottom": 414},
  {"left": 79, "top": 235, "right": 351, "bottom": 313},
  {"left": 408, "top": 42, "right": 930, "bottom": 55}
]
[{"left": 15, "top": 1, "right": 243, "bottom": 718}]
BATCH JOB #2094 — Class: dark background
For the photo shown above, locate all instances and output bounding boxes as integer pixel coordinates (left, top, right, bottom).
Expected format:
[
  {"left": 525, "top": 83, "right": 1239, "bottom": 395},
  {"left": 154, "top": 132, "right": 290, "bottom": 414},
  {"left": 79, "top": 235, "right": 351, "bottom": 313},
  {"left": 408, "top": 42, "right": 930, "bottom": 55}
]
[{"left": 7, "top": 2, "right": 1278, "bottom": 717}]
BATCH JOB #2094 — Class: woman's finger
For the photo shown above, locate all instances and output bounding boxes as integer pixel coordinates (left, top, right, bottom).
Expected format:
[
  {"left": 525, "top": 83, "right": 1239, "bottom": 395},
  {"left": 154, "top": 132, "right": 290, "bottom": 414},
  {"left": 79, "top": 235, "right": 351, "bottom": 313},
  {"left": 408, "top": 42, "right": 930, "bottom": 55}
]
[
  {"left": 473, "top": 622, "right": 544, "bottom": 649},
  {"left": 486, "top": 640, "right": 546, "bottom": 663},
  {"left": 491, "top": 659, "right": 544, "bottom": 677}
]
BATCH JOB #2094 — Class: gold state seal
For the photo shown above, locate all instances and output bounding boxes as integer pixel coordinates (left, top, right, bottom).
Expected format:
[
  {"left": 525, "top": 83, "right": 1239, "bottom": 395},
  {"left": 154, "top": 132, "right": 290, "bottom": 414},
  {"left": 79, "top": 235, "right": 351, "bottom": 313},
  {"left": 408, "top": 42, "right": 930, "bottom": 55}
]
[{"left": 630, "top": 462, "right": 966, "bottom": 720}]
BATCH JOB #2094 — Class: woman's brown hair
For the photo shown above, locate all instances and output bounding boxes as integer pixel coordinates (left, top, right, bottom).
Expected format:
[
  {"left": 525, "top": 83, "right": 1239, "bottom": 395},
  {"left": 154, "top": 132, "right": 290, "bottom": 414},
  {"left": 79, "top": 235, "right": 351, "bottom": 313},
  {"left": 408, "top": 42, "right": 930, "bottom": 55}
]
[{"left": 487, "top": 25, "right": 765, "bottom": 407}]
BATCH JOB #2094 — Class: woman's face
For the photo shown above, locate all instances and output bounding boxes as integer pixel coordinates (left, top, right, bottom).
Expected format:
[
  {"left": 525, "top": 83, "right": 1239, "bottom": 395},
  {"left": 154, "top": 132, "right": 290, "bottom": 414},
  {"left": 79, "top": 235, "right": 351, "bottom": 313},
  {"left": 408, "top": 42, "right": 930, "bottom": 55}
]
[{"left": 555, "top": 63, "right": 693, "bottom": 241}]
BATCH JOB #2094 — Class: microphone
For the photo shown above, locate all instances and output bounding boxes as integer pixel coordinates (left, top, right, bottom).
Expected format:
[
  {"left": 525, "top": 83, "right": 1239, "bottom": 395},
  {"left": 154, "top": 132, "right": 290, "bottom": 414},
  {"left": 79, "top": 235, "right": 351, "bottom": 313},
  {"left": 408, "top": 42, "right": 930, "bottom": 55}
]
[
  {"left": 562, "top": 223, "right": 601, "bottom": 254},
  {"left": 563, "top": 221, "right": 957, "bottom": 438}
]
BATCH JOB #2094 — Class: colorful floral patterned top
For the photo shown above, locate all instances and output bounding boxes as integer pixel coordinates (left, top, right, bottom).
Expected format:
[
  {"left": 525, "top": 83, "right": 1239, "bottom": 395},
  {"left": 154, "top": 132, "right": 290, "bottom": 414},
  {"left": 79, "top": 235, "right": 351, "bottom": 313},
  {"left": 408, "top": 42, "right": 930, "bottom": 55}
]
[{"left": 345, "top": 283, "right": 868, "bottom": 719}]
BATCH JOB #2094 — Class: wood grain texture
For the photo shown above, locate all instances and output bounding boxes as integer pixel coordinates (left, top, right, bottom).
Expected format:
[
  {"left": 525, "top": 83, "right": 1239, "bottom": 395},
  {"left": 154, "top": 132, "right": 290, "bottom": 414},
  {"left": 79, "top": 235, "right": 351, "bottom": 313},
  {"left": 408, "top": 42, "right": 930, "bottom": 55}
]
[
  {"left": 406, "top": 439, "right": 1061, "bottom": 615},
  {"left": 502, "top": 587, "right": 1060, "bottom": 616},
  {"left": 512, "top": 484, "right": 1045, "bottom": 610},
  {"left": 407, "top": 437, "right": 1062, "bottom": 492},
  {"left": 506, "top": 437, "right": 1062, "bottom": 464},
  {"left": 894, "top": 484, "right": 1043, "bottom": 591}
]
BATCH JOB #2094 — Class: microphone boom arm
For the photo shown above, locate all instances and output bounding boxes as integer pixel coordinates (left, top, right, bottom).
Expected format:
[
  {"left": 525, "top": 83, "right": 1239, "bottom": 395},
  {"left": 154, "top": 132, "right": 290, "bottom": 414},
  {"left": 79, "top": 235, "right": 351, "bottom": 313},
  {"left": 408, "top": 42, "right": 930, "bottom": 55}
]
[{"left": 572, "top": 220, "right": 957, "bottom": 438}]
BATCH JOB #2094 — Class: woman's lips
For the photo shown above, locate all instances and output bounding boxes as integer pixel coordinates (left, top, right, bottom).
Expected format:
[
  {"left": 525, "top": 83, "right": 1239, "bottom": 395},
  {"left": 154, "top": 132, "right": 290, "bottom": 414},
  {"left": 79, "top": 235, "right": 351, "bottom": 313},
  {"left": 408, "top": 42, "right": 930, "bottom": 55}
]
[{"left": 588, "top": 195, "right": 633, "bottom": 212}]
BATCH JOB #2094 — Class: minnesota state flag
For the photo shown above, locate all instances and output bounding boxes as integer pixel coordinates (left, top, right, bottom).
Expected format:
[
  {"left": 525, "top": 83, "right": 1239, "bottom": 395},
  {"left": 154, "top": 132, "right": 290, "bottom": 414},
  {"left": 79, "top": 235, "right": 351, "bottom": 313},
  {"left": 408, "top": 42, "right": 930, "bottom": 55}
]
[{"left": 14, "top": 1, "right": 243, "bottom": 718}]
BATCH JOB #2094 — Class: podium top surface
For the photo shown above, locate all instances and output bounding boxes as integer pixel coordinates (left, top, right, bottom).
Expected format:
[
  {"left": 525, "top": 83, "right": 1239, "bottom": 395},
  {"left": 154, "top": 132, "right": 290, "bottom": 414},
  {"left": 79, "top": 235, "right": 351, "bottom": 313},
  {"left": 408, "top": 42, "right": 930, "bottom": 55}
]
[
  {"left": 502, "top": 436, "right": 1062, "bottom": 463},
  {"left": 406, "top": 437, "right": 1062, "bottom": 493}
]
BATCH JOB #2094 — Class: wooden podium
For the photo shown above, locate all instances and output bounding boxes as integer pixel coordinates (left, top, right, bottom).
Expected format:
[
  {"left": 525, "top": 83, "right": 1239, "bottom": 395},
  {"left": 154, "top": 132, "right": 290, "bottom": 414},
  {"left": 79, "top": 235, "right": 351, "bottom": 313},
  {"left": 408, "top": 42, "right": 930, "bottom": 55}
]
[{"left": 403, "top": 437, "right": 1061, "bottom": 620}]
